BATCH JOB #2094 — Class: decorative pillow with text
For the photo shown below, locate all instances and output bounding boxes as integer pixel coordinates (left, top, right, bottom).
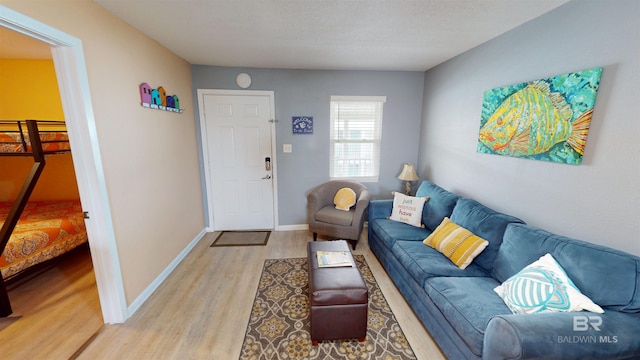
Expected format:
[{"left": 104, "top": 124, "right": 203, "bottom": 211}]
[{"left": 389, "top": 192, "right": 428, "bottom": 228}]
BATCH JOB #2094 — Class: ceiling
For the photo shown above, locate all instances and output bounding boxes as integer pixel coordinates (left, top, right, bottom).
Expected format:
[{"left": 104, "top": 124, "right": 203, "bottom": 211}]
[
  {"left": 94, "top": 0, "right": 568, "bottom": 71},
  {"left": 1, "top": 1, "right": 569, "bottom": 70}
]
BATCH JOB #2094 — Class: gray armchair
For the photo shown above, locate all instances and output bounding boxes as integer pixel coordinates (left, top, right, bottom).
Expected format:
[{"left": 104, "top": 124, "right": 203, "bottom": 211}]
[{"left": 306, "top": 180, "right": 370, "bottom": 250}]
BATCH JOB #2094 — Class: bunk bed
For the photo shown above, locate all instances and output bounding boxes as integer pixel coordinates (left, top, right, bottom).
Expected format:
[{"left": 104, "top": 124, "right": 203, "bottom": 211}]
[{"left": 0, "top": 120, "right": 87, "bottom": 317}]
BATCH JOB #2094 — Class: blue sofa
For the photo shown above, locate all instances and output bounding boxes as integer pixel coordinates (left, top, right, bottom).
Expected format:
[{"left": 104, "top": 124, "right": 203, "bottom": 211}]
[{"left": 368, "top": 180, "right": 640, "bottom": 359}]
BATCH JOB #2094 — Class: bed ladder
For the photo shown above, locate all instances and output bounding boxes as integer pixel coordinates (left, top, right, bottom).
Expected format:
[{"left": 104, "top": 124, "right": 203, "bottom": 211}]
[{"left": 0, "top": 120, "right": 46, "bottom": 316}]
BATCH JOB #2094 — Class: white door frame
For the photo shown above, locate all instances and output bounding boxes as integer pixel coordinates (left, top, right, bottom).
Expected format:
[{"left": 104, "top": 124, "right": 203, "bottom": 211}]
[
  {"left": 0, "top": 6, "right": 126, "bottom": 323},
  {"left": 197, "top": 89, "right": 278, "bottom": 231}
]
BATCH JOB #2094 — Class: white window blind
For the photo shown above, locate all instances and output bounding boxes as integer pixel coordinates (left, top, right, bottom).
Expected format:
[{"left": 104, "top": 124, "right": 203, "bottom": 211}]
[{"left": 330, "top": 96, "right": 386, "bottom": 182}]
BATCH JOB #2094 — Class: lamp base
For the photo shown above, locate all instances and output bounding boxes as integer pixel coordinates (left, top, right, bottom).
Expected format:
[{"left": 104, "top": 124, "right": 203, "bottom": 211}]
[{"left": 404, "top": 181, "right": 412, "bottom": 195}]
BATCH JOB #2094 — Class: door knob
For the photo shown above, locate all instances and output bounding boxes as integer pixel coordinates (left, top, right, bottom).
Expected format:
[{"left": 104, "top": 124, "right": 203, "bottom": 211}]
[{"left": 261, "top": 174, "right": 272, "bottom": 180}]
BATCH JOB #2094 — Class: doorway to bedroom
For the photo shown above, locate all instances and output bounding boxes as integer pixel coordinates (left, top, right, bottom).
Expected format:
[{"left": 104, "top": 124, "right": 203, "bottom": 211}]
[
  {"left": 0, "top": 25, "right": 104, "bottom": 355},
  {"left": 0, "top": 6, "right": 123, "bottom": 357}
]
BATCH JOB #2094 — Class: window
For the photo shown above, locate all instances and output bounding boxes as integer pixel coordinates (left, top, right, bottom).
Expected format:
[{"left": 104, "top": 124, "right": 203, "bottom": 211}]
[{"left": 330, "top": 96, "right": 386, "bottom": 182}]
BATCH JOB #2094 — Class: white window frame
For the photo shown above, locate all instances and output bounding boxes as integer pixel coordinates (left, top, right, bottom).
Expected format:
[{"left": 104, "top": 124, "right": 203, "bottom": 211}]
[{"left": 329, "top": 95, "right": 386, "bottom": 182}]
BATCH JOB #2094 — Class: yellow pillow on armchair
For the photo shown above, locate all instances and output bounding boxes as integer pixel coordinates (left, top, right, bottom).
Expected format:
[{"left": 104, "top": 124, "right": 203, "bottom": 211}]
[{"left": 334, "top": 187, "right": 357, "bottom": 211}]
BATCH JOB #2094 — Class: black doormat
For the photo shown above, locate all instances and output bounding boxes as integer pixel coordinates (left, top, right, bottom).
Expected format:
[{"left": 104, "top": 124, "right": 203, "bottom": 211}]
[{"left": 210, "top": 231, "right": 271, "bottom": 247}]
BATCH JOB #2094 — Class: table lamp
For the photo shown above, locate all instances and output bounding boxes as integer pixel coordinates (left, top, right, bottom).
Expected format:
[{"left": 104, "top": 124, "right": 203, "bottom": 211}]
[{"left": 398, "top": 163, "right": 419, "bottom": 195}]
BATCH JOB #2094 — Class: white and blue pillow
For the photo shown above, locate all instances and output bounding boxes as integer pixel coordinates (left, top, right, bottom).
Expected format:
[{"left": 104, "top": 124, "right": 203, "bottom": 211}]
[{"left": 494, "top": 253, "right": 604, "bottom": 314}]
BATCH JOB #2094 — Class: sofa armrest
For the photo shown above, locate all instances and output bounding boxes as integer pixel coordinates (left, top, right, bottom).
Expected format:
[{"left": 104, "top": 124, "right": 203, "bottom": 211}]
[
  {"left": 368, "top": 199, "right": 393, "bottom": 222},
  {"left": 484, "top": 311, "right": 640, "bottom": 360}
]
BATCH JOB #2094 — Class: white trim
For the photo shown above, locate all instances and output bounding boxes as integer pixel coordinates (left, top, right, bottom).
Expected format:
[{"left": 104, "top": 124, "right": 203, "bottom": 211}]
[
  {"left": 196, "top": 89, "right": 214, "bottom": 228},
  {"left": 330, "top": 95, "right": 387, "bottom": 103},
  {"left": 197, "top": 89, "right": 279, "bottom": 231},
  {"left": 274, "top": 222, "right": 367, "bottom": 232},
  {"left": 0, "top": 6, "right": 126, "bottom": 323},
  {"left": 127, "top": 229, "right": 206, "bottom": 317},
  {"left": 329, "top": 96, "right": 385, "bottom": 182},
  {"left": 276, "top": 224, "right": 309, "bottom": 231}
]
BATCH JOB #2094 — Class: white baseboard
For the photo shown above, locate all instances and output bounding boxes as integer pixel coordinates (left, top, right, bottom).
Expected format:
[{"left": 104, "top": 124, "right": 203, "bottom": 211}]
[
  {"left": 206, "top": 225, "right": 309, "bottom": 232},
  {"left": 126, "top": 228, "right": 207, "bottom": 318},
  {"left": 276, "top": 224, "right": 309, "bottom": 231},
  {"left": 274, "top": 223, "right": 368, "bottom": 232}
]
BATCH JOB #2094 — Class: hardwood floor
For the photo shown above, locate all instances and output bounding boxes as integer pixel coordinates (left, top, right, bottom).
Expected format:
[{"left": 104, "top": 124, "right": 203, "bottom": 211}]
[
  {"left": 1, "top": 230, "right": 446, "bottom": 359},
  {"left": 0, "top": 246, "right": 103, "bottom": 359}
]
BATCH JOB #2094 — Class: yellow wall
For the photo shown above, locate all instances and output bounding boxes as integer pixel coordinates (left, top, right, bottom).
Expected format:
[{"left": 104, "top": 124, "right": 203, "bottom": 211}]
[
  {"left": 0, "top": 59, "right": 64, "bottom": 120},
  {"left": 0, "top": 59, "right": 79, "bottom": 202}
]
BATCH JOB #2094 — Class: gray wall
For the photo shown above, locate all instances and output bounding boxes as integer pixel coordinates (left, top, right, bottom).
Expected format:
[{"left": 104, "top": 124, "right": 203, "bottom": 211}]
[
  {"left": 191, "top": 67, "right": 425, "bottom": 226},
  {"left": 418, "top": 0, "right": 639, "bottom": 256}
]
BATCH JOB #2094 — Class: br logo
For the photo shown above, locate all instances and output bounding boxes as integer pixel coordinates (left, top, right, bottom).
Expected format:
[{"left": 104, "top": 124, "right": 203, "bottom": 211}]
[{"left": 573, "top": 315, "right": 602, "bottom": 331}]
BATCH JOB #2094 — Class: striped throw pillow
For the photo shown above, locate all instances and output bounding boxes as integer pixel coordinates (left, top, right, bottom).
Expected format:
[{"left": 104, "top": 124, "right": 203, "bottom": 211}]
[{"left": 423, "top": 217, "right": 489, "bottom": 269}]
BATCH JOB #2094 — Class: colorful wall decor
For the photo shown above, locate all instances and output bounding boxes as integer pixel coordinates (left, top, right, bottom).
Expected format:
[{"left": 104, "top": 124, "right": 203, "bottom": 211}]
[
  {"left": 477, "top": 67, "right": 602, "bottom": 164},
  {"left": 292, "top": 116, "right": 313, "bottom": 134},
  {"left": 139, "top": 83, "right": 183, "bottom": 113}
]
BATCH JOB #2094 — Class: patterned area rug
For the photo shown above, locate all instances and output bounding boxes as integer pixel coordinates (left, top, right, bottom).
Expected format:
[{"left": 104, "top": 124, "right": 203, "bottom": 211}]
[{"left": 239, "top": 255, "right": 417, "bottom": 360}]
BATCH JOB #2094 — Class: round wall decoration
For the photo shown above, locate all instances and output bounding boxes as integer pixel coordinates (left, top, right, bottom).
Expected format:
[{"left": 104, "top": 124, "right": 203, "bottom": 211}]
[{"left": 236, "top": 73, "right": 252, "bottom": 88}]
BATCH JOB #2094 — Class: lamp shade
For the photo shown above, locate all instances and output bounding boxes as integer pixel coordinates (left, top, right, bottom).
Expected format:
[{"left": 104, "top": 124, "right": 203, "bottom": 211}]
[{"left": 398, "top": 163, "right": 419, "bottom": 181}]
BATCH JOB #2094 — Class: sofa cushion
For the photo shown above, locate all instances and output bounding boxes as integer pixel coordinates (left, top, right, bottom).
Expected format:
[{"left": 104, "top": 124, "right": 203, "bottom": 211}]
[
  {"left": 450, "top": 198, "right": 524, "bottom": 272},
  {"left": 315, "top": 206, "right": 353, "bottom": 226},
  {"left": 415, "top": 181, "right": 461, "bottom": 231},
  {"left": 370, "top": 218, "right": 431, "bottom": 250},
  {"left": 392, "top": 240, "right": 489, "bottom": 286},
  {"left": 493, "top": 223, "right": 640, "bottom": 313},
  {"left": 423, "top": 276, "right": 512, "bottom": 357}
]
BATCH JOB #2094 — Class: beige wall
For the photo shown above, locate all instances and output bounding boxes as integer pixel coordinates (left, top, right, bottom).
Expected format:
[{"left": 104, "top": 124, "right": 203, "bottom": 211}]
[{"left": 1, "top": 0, "right": 205, "bottom": 304}]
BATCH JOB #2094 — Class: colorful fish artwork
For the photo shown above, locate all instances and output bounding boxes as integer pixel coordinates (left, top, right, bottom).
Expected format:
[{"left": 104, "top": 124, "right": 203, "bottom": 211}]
[{"left": 478, "top": 68, "right": 602, "bottom": 164}]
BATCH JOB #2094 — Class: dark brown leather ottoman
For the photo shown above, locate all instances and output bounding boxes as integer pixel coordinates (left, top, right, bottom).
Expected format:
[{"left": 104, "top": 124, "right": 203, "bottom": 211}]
[{"left": 307, "top": 240, "right": 368, "bottom": 346}]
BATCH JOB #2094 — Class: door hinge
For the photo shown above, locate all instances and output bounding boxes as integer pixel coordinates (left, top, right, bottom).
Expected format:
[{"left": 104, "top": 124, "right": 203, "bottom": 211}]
[{"left": 83, "top": 211, "right": 90, "bottom": 219}]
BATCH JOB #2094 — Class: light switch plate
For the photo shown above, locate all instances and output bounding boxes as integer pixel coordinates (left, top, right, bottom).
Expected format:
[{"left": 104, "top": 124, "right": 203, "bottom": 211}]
[{"left": 283, "top": 144, "right": 292, "bottom": 153}]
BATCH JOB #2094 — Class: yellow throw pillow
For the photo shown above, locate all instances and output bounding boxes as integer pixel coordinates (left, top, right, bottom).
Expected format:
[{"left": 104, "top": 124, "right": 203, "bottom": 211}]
[
  {"left": 334, "top": 187, "right": 357, "bottom": 211},
  {"left": 423, "top": 217, "right": 489, "bottom": 269}
]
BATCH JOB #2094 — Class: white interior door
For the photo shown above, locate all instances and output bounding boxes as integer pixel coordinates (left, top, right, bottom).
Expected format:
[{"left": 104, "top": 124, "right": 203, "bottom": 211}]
[{"left": 200, "top": 90, "right": 275, "bottom": 230}]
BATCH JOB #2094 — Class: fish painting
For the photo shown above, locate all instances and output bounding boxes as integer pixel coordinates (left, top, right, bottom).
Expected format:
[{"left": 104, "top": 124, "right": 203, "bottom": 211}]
[{"left": 478, "top": 68, "right": 602, "bottom": 164}]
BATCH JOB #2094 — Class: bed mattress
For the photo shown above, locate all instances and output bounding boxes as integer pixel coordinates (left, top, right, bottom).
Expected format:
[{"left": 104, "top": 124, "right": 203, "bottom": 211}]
[{"left": 0, "top": 200, "right": 87, "bottom": 279}]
